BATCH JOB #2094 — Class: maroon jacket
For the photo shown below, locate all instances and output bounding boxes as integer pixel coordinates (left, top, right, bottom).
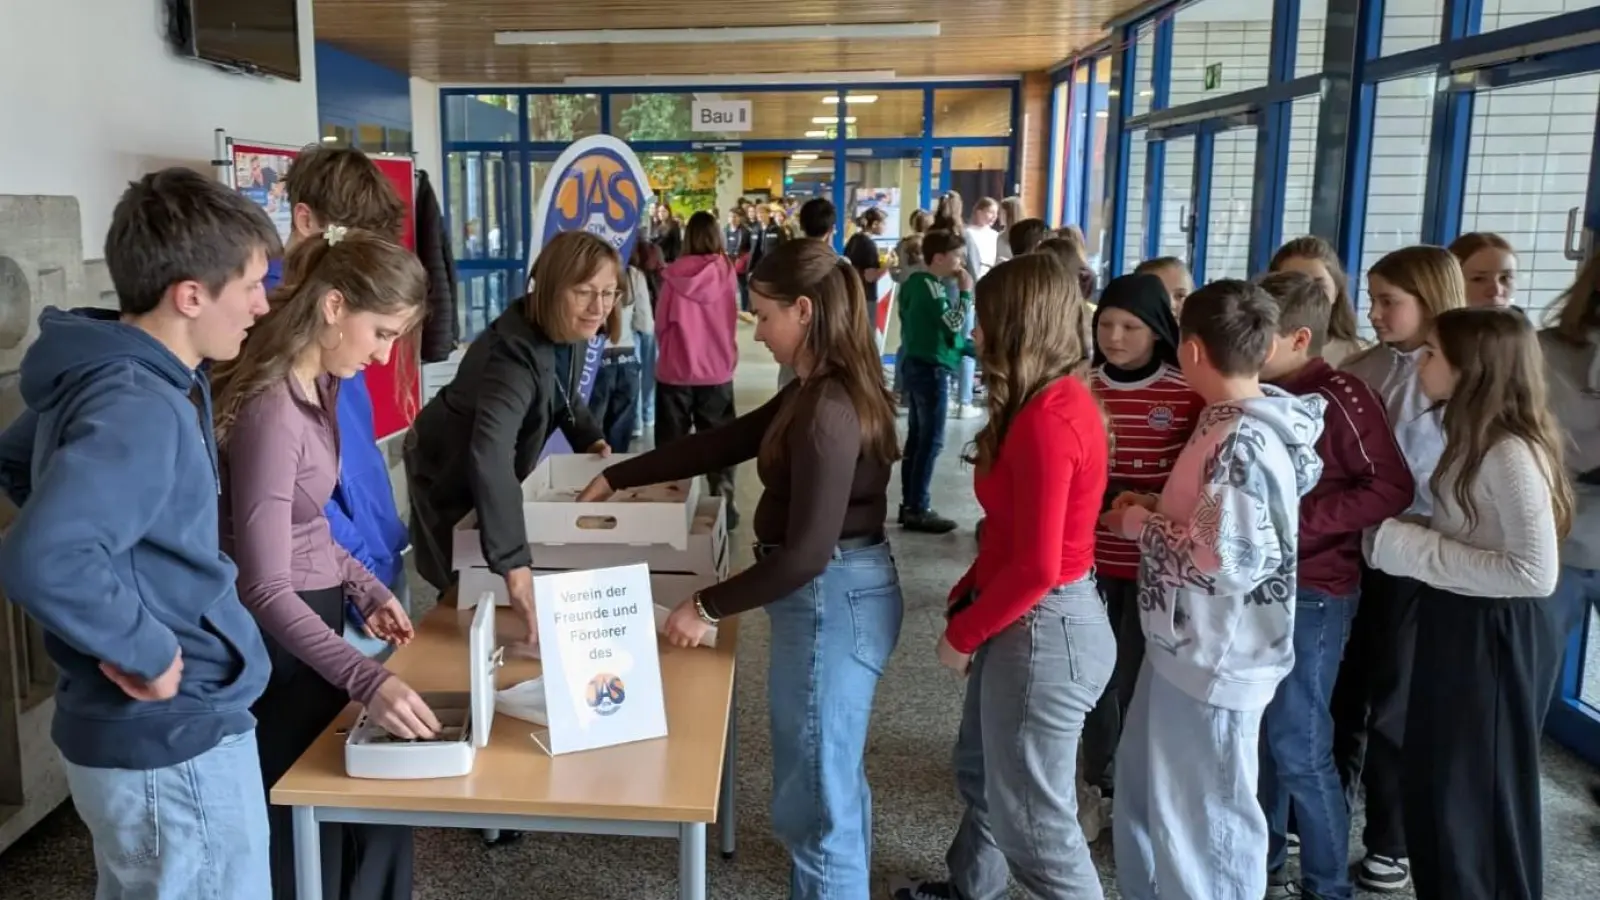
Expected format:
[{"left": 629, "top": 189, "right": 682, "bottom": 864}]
[{"left": 1274, "top": 358, "right": 1415, "bottom": 596}]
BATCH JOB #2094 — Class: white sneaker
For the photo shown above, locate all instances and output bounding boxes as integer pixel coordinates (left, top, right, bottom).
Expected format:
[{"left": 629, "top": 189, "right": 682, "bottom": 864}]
[
  {"left": 955, "top": 402, "right": 981, "bottom": 419},
  {"left": 1357, "top": 854, "right": 1411, "bottom": 892}
]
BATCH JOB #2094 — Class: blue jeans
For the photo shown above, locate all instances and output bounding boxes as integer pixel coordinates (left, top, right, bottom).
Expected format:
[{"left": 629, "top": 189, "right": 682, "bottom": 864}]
[
  {"left": 957, "top": 304, "right": 976, "bottom": 406},
  {"left": 589, "top": 353, "right": 643, "bottom": 451},
  {"left": 635, "top": 332, "right": 657, "bottom": 425},
  {"left": 1115, "top": 663, "right": 1268, "bottom": 900},
  {"left": 900, "top": 357, "right": 950, "bottom": 513},
  {"left": 766, "top": 540, "right": 904, "bottom": 900},
  {"left": 64, "top": 729, "right": 271, "bottom": 900},
  {"left": 946, "top": 578, "right": 1113, "bottom": 900},
  {"left": 1260, "top": 589, "right": 1359, "bottom": 900}
]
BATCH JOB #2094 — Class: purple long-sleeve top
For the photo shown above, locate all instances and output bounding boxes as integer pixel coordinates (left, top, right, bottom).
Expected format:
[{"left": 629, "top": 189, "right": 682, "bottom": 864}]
[{"left": 220, "top": 374, "right": 393, "bottom": 703}]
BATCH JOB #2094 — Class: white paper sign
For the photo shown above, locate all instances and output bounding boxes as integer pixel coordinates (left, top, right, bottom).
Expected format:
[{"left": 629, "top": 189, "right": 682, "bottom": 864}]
[
  {"left": 691, "top": 99, "right": 753, "bottom": 132},
  {"left": 532, "top": 564, "right": 668, "bottom": 755}
]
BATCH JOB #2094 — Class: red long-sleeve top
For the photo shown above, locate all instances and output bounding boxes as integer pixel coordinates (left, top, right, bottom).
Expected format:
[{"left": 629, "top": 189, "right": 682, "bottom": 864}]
[
  {"left": 944, "top": 376, "right": 1109, "bottom": 654},
  {"left": 1275, "top": 358, "right": 1415, "bottom": 596}
]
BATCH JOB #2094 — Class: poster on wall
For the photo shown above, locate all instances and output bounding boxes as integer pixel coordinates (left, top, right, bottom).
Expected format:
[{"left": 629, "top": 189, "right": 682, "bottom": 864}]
[
  {"left": 854, "top": 187, "right": 902, "bottom": 242},
  {"left": 231, "top": 141, "right": 300, "bottom": 243},
  {"left": 526, "top": 135, "right": 656, "bottom": 457},
  {"left": 225, "top": 138, "right": 421, "bottom": 440}
]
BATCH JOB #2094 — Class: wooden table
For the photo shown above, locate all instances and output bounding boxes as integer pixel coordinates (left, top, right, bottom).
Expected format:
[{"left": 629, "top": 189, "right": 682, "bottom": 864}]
[{"left": 270, "top": 605, "right": 740, "bottom": 900}]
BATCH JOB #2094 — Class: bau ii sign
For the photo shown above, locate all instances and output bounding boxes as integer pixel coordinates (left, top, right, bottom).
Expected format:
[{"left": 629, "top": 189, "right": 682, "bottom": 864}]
[{"left": 691, "top": 99, "right": 753, "bottom": 133}]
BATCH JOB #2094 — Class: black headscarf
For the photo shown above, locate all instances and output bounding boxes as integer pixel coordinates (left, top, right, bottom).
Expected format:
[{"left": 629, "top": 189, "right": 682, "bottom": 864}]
[{"left": 1091, "top": 273, "right": 1181, "bottom": 372}]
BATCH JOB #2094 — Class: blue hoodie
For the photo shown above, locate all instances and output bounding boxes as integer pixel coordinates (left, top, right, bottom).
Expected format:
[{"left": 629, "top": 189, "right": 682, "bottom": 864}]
[{"left": 0, "top": 308, "right": 270, "bottom": 769}]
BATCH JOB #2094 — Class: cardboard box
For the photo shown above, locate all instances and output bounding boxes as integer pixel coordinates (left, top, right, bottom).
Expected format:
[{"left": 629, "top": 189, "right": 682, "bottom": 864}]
[
  {"left": 457, "top": 568, "right": 718, "bottom": 613},
  {"left": 451, "top": 453, "right": 701, "bottom": 564},
  {"left": 454, "top": 495, "right": 729, "bottom": 578}
]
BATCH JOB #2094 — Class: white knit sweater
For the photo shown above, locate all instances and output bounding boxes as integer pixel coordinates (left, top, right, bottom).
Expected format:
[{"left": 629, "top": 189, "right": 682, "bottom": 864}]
[{"left": 1368, "top": 437, "right": 1561, "bottom": 598}]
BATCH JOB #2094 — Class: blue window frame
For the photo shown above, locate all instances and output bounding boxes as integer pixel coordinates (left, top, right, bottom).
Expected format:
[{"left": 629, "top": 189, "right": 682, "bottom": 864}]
[
  {"left": 1048, "top": 0, "right": 1600, "bottom": 761},
  {"left": 440, "top": 81, "right": 1020, "bottom": 340}
]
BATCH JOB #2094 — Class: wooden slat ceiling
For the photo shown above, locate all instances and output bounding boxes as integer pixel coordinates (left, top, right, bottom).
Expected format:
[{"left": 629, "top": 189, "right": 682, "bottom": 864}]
[{"left": 313, "top": 0, "right": 1136, "bottom": 84}]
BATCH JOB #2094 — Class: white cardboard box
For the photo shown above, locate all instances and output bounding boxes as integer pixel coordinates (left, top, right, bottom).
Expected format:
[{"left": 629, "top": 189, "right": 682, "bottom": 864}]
[
  {"left": 457, "top": 568, "right": 718, "bottom": 613},
  {"left": 451, "top": 453, "right": 701, "bottom": 558},
  {"left": 454, "top": 495, "right": 729, "bottom": 578}
]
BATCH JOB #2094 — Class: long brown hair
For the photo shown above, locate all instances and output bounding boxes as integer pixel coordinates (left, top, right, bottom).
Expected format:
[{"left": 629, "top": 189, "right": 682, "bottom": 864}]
[
  {"left": 212, "top": 229, "right": 426, "bottom": 445},
  {"left": 1270, "top": 236, "right": 1359, "bottom": 344},
  {"left": 999, "top": 196, "right": 1025, "bottom": 230},
  {"left": 1429, "top": 307, "right": 1574, "bottom": 539},
  {"left": 525, "top": 230, "right": 623, "bottom": 343},
  {"left": 966, "top": 254, "right": 1096, "bottom": 472},
  {"left": 933, "top": 191, "right": 965, "bottom": 231},
  {"left": 1547, "top": 249, "right": 1600, "bottom": 345},
  {"left": 748, "top": 239, "right": 898, "bottom": 468}
]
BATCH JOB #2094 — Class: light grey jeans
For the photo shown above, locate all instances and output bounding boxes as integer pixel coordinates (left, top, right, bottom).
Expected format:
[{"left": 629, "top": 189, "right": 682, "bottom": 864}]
[{"left": 946, "top": 577, "right": 1114, "bottom": 900}]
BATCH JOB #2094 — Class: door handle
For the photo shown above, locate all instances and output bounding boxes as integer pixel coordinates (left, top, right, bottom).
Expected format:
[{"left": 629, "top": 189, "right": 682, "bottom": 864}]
[
  {"left": 1565, "top": 207, "right": 1587, "bottom": 262},
  {"left": 1179, "top": 204, "right": 1192, "bottom": 235}
]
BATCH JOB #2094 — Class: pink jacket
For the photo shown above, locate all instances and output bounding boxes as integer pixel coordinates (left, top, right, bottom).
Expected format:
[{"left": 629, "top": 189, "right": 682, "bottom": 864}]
[{"left": 655, "top": 254, "right": 739, "bottom": 386}]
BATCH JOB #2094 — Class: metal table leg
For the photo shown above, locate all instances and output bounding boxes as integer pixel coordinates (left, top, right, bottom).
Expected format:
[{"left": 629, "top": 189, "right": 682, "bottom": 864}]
[
  {"left": 678, "top": 822, "right": 707, "bottom": 900},
  {"left": 292, "top": 806, "right": 322, "bottom": 900},
  {"left": 718, "top": 688, "right": 737, "bottom": 860}
]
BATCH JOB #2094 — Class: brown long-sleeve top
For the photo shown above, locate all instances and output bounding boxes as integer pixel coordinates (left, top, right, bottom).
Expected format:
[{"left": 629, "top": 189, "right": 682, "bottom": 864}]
[
  {"left": 603, "top": 379, "right": 890, "bottom": 618},
  {"left": 220, "top": 375, "right": 393, "bottom": 703}
]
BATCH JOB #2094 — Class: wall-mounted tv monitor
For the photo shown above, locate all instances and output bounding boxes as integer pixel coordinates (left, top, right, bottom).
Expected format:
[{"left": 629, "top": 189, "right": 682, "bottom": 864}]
[{"left": 169, "top": 0, "right": 302, "bottom": 81}]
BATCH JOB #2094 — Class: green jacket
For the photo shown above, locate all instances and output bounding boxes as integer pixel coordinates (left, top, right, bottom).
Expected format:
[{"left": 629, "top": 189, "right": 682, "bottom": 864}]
[{"left": 898, "top": 270, "right": 970, "bottom": 371}]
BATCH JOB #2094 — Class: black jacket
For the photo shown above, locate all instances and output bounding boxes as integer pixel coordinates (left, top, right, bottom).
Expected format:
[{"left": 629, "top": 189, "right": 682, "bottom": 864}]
[
  {"left": 404, "top": 296, "right": 604, "bottom": 588},
  {"left": 414, "top": 170, "right": 459, "bottom": 363}
]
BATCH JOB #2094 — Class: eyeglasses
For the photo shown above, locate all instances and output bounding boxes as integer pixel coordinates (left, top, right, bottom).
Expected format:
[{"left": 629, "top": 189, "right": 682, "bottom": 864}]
[{"left": 569, "top": 286, "right": 621, "bottom": 309}]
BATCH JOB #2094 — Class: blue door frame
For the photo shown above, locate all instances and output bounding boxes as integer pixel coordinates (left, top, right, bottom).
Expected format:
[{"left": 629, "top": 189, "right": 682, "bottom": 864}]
[{"left": 440, "top": 80, "right": 1019, "bottom": 329}]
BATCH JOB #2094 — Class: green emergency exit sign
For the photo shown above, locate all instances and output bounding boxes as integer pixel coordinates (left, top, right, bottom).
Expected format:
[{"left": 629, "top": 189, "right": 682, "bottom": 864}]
[{"left": 1205, "top": 63, "right": 1223, "bottom": 91}]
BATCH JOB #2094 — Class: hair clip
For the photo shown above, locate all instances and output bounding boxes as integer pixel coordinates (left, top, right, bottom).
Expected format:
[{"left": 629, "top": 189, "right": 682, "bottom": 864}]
[{"left": 324, "top": 224, "right": 349, "bottom": 246}]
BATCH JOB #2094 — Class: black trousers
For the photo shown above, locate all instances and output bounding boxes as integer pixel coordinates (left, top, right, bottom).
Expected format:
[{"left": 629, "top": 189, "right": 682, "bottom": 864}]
[
  {"left": 1330, "top": 565, "right": 1420, "bottom": 858},
  {"left": 254, "top": 587, "right": 414, "bottom": 900},
  {"left": 655, "top": 381, "right": 738, "bottom": 507},
  {"left": 1403, "top": 587, "right": 1563, "bottom": 900},
  {"left": 1080, "top": 575, "right": 1143, "bottom": 793}
]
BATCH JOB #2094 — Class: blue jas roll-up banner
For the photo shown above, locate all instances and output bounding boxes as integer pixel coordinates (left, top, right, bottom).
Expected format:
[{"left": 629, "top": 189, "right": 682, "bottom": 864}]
[{"left": 529, "top": 136, "right": 655, "bottom": 457}]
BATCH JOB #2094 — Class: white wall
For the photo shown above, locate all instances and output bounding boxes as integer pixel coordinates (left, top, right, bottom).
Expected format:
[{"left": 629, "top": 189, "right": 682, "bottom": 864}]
[
  {"left": 410, "top": 76, "right": 443, "bottom": 182},
  {"left": 0, "top": 0, "right": 319, "bottom": 255}
]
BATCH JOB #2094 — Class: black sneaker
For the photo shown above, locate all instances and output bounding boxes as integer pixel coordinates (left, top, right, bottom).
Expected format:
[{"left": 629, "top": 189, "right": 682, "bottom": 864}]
[
  {"left": 904, "top": 509, "right": 958, "bottom": 534},
  {"left": 725, "top": 503, "right": 741, "bottom": 531},
  {"left": 888, "top": 877, "right": 954, "bottom": 900},
  {"left": 897, "top": 504, "right": 910, "bottom": 526},
  {"left": 1356, "top": 854, "right": 1411, "bottom": 892},
  {"left": 1265, "top": 868, "right": 1298, "bottom": 899}
]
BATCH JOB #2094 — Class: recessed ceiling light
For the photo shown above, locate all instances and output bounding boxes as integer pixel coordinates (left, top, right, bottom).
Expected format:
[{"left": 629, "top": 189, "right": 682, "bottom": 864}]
[
  {"left": 812, "top": 116, "right": 857, "bottom": 124},
  {"left": 804, "top": 130, "right": 828, "bottom": 137},
  {"left": 820, "top": 94, "right": 879, "bottom": 104},
  {"left": 498, "top": 23, "right": 938, "bottom": 46},
  {"left": 792, "top": 153, "right": 820, "bottom": 161}
]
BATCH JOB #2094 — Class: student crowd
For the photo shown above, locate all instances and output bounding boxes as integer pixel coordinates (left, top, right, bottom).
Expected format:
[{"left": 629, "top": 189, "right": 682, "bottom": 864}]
[{"left": 0, "top": 145, "right": 1591, "bottom": 900}]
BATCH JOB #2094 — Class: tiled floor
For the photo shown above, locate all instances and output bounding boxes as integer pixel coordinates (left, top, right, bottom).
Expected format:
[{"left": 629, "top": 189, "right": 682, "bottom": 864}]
[{"left": 4, "top": 330, "right": 1600, "bottom": 898}]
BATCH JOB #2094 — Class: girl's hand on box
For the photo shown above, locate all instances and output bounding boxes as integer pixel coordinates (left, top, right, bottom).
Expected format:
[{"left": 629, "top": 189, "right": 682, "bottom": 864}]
[{"left": 587, "top": 440, "right": 612, "bottom": 458}]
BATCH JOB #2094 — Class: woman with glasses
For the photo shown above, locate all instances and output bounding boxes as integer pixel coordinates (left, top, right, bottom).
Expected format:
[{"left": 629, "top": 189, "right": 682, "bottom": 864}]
[{"left": 404, "top": 230, "right": 618, "bottom": 644}]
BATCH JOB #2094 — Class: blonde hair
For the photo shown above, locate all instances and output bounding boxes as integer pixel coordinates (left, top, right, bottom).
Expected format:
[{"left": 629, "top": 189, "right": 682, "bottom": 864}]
[
  {"left": 1368, "top": 245, "right": 1466, "bottom": 329},
  {"left": 212, "top": 229, "right": 425, "bottom": 445},
  {"left": 965, "top": 254, "right": 1095, "bottom": 472},
  {"left": 1447, "top": 231, "right": 1515, "bottom": 266},
  {"left": 1430, "top": 307, "right": 1574, "bottom": 540},
  {"left": 525, "top": 231, "right": 623, "bottom": 343},
  {"left": 999, "top": 196, "right": 1025, "bottom": 230}
]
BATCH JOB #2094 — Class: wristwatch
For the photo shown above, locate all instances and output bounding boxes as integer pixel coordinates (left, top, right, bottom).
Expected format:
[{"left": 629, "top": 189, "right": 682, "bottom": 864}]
[{"left": 692, "top": 592, "right": 721, "bottom": 625}]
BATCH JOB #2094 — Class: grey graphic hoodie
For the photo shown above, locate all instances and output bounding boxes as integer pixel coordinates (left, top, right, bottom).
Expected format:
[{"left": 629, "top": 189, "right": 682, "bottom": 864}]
[{"left": 1126, "top": 386, "right": 1326, "bottom": 711}]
